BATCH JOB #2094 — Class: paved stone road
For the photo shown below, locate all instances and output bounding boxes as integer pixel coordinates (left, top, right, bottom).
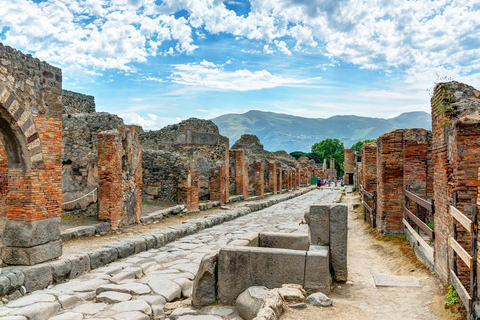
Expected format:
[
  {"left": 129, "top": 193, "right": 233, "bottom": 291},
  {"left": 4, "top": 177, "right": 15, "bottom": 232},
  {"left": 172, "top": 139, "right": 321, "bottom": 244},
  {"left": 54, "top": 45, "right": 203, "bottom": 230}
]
[{"left": 0, "top": 188, "right": 339, "bottom": 320}]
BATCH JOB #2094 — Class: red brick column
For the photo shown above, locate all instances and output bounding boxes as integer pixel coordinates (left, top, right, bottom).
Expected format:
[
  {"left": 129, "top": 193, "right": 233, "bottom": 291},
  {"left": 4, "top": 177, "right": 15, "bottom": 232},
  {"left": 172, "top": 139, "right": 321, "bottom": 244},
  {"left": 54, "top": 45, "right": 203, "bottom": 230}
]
[
  {"left": 377, "top": 130, "right": 404, "bottom": 235},
  {"left": 234, "top": 148, "right": 248, "bottom": 199},
  {"left": 268, "top": 159, "right": 277, "bottom": 194},
  {"left": 98, "top": 130, "right": 123, "bottom": 228},
  {"left": 210, "top": 161, "right": 229, "bottom": 204},
  {"left": 344, "top": 148, "right": 355, "bottom": 184},
  {"left": 0, "top": 142, "right": 6, "bottom": 217},
  {"left": 361, "top": 142, "right": 378, "bottom": 223},
  {"left": 277, "top": 164, "right": 283, "bottom": 192},
  {"left": 254, "top": 160, "right": 264, "bottom": 196},
  {"left": 178, "top": 159, "right": 199, "bottom": 212}
]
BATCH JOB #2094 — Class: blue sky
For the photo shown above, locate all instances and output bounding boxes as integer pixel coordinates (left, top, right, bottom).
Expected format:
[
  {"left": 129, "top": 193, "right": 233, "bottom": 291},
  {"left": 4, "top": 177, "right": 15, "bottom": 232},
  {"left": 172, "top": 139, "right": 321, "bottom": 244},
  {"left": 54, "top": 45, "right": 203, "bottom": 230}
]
[{"left": 1, "top": 0, "right": 479, "bottom": 130}]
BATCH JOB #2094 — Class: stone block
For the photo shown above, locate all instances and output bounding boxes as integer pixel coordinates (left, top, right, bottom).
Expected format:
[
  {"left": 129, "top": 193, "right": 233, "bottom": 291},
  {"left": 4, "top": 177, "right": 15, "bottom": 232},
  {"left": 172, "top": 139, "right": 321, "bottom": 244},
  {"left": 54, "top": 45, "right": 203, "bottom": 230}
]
[
  {"left": 238, "top": 232, "right": 259, "bottom": 247},
  {"left": 2, "top": 217, "right": 61, "bottom": 247},
  {"left": 88, "top": 247, "right": 119, "bottom": 269},
  {"left": 236, "top": 286, "right": 269, "bottom": 320},
  {"left": 191, "top": 252, "right": 218, "bottom": 308},
  {"left": 305, "top": 205, "right": 329, "bottom": 246},
  {"left": 217, "top": 246, "right": 305, "bottom": 305},
  {"left": 304, "top": 245, "right": 331, "bottom": 294},
  {"left": 1, "top": 240, "right": 63, "bottom": 265},
  {"left": 49, "top": 259, "right": 72, "bottom": 282},
  {"left": 329, "top": 204, "right": 348, "bottom": 282},
  {"left": 66, "top": 253, "right": 91, "bottom": 279},
  {"left": 259, "top": 232, "right": 309, "bottom": 250},
  {"left": 20, "top": 263, "right": 53, "bottom": 293}
]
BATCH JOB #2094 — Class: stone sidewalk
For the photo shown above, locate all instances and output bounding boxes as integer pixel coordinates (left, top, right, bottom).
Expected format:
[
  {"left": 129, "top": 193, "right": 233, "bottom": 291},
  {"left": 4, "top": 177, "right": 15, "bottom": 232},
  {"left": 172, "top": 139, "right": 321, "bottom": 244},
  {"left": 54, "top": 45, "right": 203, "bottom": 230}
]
[{"left": 0, "top": 188, "right": 340, "bottom": 320}]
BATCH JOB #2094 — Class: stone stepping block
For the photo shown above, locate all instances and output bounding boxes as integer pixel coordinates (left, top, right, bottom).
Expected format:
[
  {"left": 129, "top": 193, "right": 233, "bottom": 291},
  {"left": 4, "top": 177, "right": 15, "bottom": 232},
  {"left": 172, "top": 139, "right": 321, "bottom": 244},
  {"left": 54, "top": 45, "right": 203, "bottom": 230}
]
[{"left": 97, "top": 291, "right": 132, "bottom": 303}]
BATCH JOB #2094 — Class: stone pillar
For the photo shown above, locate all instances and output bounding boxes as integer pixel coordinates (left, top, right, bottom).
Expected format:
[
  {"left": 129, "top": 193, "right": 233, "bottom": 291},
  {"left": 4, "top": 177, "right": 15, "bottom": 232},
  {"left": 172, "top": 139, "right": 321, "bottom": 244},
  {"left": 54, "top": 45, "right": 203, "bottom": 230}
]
[
  {"left": 344, "top": 148, "right": 355, "bottom": 184},
  {"left": 268, "top": 159, "right": 277, "bottom": 194},
  {"left": 253, "top": 160, "right": 264, "bottom": 196},
  {"left": 234, "top": 148, "right": 248, "bottom": 199},
  {"left": 98, "top": 130, "right": 123, "bottom": 228},
  {"left": 276, "top": 165, "right": 282, "bottom": 192},
  {"left": 210, "top": 161, "right": 229, "bottom": 204},
  {"left": 296, "top": 168, "right": 300, "bottom": 189},
  {"left": 329, "top": 158, "right": 335, "bottom": 178}
]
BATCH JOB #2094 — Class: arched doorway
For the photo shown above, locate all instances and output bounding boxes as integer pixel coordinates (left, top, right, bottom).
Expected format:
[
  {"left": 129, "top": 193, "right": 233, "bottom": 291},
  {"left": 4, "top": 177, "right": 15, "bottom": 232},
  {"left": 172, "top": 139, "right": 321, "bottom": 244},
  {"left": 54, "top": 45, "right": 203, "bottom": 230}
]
[{"left": 0, "top": 49, "right": 63, "bottom": 265}]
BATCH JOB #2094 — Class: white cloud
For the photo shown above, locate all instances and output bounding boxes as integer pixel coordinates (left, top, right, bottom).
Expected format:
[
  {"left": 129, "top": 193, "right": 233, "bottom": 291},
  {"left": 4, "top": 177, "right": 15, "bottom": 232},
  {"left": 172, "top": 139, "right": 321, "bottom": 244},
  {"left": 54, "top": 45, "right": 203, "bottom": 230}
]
[
  {"left": 119, "top": 112, "right": 179, "bottom": 130},
  {"left": 168, "top": 61, "right": 314, "bottom": 91},
  {"left": 274, "top": 40, "right": 292, "bottom": 55}
]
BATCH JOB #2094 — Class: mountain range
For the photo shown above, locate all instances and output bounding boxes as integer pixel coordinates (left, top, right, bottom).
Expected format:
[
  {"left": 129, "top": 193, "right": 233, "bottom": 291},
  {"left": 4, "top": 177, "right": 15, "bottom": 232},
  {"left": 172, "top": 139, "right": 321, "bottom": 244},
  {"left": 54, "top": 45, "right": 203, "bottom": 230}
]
[{"left": 212, "top": 110, "right": 432, "bottom": 153}]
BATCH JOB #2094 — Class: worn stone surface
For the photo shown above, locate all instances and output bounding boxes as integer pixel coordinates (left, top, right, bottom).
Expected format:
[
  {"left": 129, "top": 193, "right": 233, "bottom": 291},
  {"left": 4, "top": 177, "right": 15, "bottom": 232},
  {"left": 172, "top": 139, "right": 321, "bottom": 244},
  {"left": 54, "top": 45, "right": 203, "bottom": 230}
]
[
  {"left": 258, "top": 232, "right": 309, "bottom": 250},
  {"left": 10, "top": 301, "right": 61, "bottom": 320},
  {"left": 191, "top": 252, "right": 218, "bottom": 308},
  {"left": 306, "top": 292, "right": 333, "bottom": 307},
  {"left": 236, "top": 286, "right": 270, "bottom": 320},
  {"left": 304, "top": 205, "right": 329, "bottom": 246},
  {"left": 304, "top": 245, "right": 331, "bottom": 294},
  {"left": 1, "top": 239, "right": 63, "bottom": 266},
  {"left": 147, "top": 279, "right": 181, "bottom": 301},
  {"left": 20, "top": 264, "right": 53, "bottom": 293},
  {"left": 329, "top": 204, "right": 348, "bottom": 282}
]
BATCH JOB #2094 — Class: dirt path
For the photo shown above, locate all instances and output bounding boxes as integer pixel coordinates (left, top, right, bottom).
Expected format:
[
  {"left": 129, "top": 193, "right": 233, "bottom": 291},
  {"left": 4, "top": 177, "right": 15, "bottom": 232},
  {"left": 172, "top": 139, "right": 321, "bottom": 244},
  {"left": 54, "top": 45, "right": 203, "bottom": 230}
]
[{"left": 282, "top": 189, "right": 464, "bottom": 320}]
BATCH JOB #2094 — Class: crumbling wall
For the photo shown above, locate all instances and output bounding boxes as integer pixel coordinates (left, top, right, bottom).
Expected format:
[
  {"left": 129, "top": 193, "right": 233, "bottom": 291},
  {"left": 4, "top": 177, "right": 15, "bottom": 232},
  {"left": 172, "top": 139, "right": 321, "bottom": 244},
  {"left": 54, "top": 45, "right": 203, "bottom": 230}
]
[
  {"left": 62, "top": 90, "right": 95, "bottom": 114},
  {"left": 97, "top": 126, "right": 142, "bottom": 228},
  {"left": 361, "top": 142, "right": 378, "bottom": 220},
  {"left": 62, "top": 112, "right": 124, "bottom": 216},
  {"left": 140, "top": 118, "right": 229, "bottom": 201},
  {"left": 0, "top": 142, "right": 6, "bottom": 218}
]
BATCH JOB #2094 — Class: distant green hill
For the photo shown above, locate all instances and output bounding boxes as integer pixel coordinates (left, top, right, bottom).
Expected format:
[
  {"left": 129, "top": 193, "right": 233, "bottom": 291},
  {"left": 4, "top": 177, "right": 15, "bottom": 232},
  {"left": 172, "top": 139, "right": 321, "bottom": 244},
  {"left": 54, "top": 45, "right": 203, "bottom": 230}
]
[{"left": 212, "top": 110, "right": 431, "bottom": 153}]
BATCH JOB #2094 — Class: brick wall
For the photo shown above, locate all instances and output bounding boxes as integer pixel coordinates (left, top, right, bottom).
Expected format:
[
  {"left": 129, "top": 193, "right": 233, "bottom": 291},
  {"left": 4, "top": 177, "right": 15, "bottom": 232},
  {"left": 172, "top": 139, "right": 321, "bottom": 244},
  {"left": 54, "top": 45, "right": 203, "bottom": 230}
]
[
  {"left": 268, "top": 159, "right": 277, "bottom": 194},
  {"left": 377, "top": 130, "right": 405, "bottom": 234},
  {"left": 431, "top": 81, "right": 480, "bottom": 285},
  {"left": 0, "top": 142, "right": 6, "bottom": 217},
  {"left": 97, "top": 130, "right": 123, "bottom": 227},
  {"left": 97, "top": 126, "right": 142, "bottom": 228},
  {"left": 277, "top": 165, "right": 283, "bottom": 192},
  {"left": 210, "top": 161, "right": 229, "bottom": 204}
]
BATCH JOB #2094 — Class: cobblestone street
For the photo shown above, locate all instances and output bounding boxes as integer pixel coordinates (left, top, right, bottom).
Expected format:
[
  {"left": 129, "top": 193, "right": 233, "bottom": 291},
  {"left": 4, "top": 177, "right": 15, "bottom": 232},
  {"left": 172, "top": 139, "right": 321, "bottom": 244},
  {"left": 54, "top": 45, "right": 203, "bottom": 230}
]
[{"left": 0, "top": 188, "right": 339, "bottom": 320}]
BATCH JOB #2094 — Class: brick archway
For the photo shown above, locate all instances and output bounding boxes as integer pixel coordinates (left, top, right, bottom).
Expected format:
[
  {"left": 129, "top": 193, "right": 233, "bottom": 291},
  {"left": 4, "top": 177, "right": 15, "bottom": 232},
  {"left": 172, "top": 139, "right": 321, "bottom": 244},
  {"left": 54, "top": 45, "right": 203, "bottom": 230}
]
[{"left": 0, "top": 44, "right": 63, "bottom": 266}]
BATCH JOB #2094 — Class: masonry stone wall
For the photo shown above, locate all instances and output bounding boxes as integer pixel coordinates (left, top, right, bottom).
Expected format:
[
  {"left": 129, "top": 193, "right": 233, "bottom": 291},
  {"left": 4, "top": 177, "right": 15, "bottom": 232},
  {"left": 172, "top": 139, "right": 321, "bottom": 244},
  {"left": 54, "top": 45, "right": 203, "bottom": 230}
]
[
  {"left": 344, "top": 148, "right": 355, "bottom": 184},
  {"left": 0, "top": 43, "right": 63, "bottom": 265},
  {"left": 178, "top": 159, "right": 199, "bottom": 212},
  {"left": 142, "top": 150, "right": 183, "bottom": 203},
  {"left": 62, "top": 112, "right": 125, "bottom": 216},
  {"left": 62, "top": 90, "right": 95, "bottom": 114},
  {"left": 254, "top": 160, "right": 264, "bottom": 196},
  {"left": 140, "top": 118, "right": 229, "bottom": 201}
]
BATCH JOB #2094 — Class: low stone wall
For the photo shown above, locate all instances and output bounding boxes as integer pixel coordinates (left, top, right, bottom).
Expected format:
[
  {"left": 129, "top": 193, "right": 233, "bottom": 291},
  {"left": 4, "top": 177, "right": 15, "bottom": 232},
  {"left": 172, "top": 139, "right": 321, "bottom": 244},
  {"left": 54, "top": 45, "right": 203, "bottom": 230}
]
[{"left": 62, "top": 90, "right": 95, "bottom": 114}]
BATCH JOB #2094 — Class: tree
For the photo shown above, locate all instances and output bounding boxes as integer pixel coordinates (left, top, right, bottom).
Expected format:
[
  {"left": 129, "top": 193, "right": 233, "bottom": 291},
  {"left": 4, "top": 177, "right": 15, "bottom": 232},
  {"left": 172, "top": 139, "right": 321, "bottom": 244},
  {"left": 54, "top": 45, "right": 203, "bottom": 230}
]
[
  {"left": 351, "top": 139, "right": 376, "bottom": 153},
  {"left": 311, "top": 138, "right": 345, "bottom": 176},
  {"left": 289, "top": 151, "right": 308, "bottom": 160}
]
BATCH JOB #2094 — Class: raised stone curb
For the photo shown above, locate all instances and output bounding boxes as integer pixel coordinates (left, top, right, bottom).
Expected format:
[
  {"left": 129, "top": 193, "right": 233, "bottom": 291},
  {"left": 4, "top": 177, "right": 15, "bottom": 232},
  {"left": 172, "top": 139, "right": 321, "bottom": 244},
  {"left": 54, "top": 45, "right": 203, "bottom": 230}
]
[
  {"left": 0, "top": 187, "right": 315, "bottom": 301},
  {"left": 61, "top": 222, "right": 111, "bottom": 241}
]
